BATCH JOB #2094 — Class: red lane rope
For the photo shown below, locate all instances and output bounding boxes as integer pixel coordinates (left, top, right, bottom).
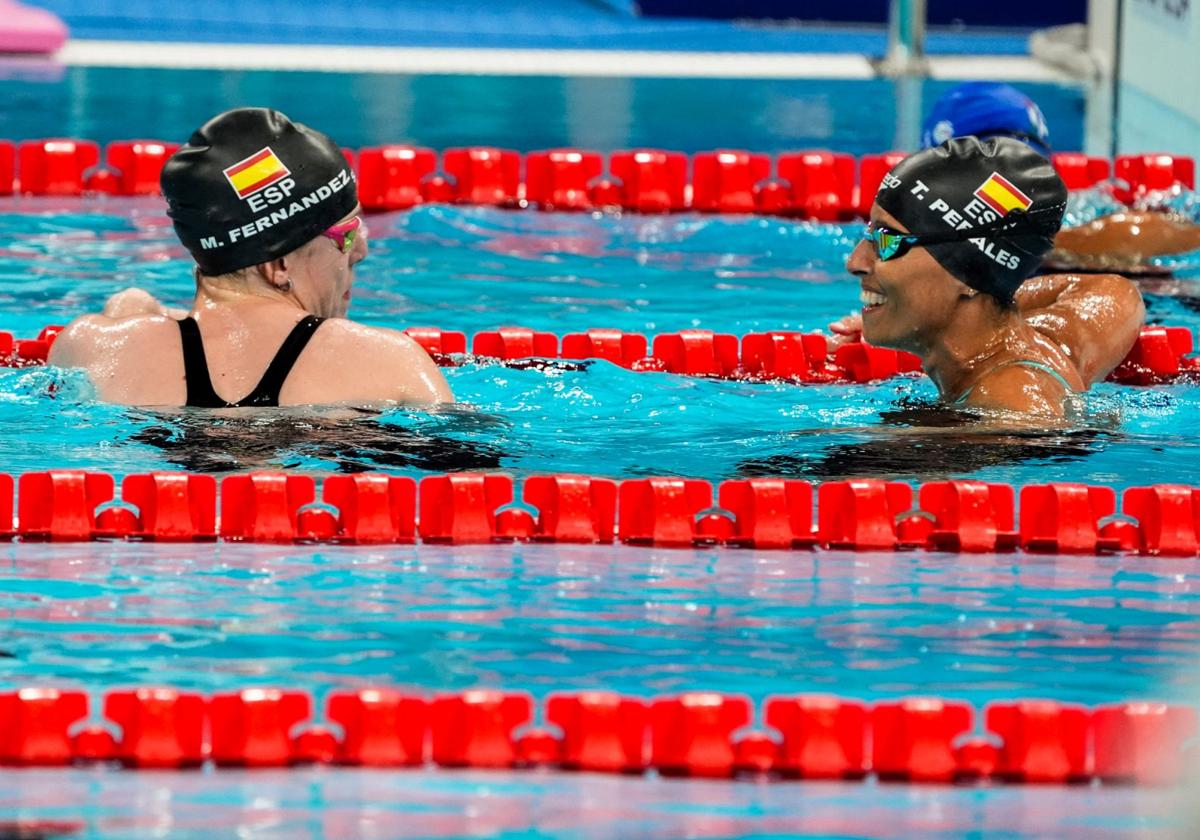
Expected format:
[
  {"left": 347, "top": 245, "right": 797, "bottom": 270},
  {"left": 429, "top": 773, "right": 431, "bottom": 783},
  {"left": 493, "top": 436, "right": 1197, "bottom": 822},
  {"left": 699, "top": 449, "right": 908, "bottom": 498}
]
[
  {"left": 6, "top": 324, "right": 1197, "bottom": 385},
  {"left": 7, "top": 470, "right": 1200, "bottom": 554},
  {"left": 1, "top": 140, "right": 1194, "bottom": 216},
  {"left": 0, "top": 687, "right": 1190, "bottom": 785}
]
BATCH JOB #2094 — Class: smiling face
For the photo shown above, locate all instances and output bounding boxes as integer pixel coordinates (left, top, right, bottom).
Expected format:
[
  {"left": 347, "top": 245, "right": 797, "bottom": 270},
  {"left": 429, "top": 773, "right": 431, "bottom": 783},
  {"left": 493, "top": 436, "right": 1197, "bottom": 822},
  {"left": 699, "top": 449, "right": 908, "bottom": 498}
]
[
  {"left": 286, "top": 206, "right": 368, "bottom": 319},
  {"left": 846, "top": 204, "right": 977, "bottom": 354}
]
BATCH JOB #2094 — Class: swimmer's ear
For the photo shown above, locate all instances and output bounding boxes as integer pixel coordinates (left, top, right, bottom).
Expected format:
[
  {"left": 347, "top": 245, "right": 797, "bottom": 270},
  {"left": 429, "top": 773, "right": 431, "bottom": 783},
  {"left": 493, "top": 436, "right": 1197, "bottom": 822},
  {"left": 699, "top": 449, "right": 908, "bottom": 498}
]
[{"left": 256, "top": 256, "right": 291, "bottom": 291}]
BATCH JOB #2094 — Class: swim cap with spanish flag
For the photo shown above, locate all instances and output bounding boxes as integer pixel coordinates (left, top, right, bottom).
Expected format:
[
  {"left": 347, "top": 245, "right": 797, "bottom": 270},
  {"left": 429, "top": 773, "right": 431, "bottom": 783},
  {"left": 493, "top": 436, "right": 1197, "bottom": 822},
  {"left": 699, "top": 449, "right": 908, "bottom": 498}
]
[
  {"left": 161, "top": 107, "right": 357, "bottom": 276},
  {"left": 873, "top": 136, "right": 1067, "bottom": 304}
]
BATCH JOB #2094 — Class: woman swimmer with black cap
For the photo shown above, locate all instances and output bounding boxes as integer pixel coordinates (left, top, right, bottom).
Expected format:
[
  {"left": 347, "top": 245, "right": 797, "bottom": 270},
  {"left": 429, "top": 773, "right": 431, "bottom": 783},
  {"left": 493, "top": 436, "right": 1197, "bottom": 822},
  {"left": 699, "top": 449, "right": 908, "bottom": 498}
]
[
  {"left": 831, "top": 136, "right": 1144, "bottom": 417},
  {"left": 922, "top": 82, "right": 1200, "bottom": 275},
  {"left": 50, "top": 108, "right": 453, "bottom": 407}
]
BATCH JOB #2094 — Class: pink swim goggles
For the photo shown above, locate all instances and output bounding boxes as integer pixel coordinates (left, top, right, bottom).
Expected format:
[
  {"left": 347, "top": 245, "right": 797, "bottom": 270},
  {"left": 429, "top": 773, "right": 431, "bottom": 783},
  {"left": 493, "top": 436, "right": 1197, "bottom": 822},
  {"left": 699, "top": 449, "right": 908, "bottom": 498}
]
[{"left": 320, "top": 216, "right": 364, "bottom": 254}]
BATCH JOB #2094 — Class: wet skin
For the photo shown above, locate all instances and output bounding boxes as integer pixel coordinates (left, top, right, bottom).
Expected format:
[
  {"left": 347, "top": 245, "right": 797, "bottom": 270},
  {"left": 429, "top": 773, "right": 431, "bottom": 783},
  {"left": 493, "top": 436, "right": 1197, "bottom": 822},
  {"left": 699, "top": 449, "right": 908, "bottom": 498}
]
[{"left": 836, "top": 204, "right": 1145, "bottom": 418}]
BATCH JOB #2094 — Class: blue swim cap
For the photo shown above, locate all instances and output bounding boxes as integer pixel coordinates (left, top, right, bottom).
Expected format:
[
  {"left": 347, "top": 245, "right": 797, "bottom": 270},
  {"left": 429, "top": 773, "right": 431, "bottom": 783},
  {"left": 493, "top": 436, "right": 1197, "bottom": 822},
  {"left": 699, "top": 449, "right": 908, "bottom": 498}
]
[{"left": 921, "top": 82, "right": 1052, "bottom": 158}]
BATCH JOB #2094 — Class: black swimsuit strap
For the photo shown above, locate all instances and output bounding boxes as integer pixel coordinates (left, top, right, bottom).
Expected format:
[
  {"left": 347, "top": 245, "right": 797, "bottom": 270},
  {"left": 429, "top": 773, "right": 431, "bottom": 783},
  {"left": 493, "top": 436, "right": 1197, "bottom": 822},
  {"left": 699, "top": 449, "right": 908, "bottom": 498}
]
[
  {"left": 178, "top": 316, "right": 227, "bottom": 408},
  {"left": 237, "top": 315, "right": 325, "bottom": 407},
  {"left": 177, "top": 315, "right": 326, "bottom": 408}
]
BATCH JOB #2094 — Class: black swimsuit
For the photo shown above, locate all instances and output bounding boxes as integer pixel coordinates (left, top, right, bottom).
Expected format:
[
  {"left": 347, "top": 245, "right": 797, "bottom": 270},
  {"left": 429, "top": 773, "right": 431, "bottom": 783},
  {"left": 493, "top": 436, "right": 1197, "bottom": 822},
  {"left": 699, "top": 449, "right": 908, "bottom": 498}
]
[{"left": 177, "top": 315, "right": 325, "bottom": 408}]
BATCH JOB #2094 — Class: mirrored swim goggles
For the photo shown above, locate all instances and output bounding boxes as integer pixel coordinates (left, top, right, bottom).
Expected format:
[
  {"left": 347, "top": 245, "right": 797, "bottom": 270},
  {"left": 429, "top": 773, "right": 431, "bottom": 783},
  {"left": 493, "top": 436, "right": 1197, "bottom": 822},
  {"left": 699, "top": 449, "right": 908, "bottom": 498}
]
[
  {"left": 863, "top": 205, "right": 1063, "bottom": 262},
  {"left": 320, "top": 215, "right": 365, "bottom": 254}
]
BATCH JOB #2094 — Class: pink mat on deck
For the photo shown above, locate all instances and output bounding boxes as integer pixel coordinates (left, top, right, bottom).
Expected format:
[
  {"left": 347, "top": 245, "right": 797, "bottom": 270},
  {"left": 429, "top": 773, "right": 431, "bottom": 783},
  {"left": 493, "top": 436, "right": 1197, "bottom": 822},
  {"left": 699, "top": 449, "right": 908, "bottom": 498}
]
[{"left": 0, "top": 1, "right": 67, "bottom": 54}]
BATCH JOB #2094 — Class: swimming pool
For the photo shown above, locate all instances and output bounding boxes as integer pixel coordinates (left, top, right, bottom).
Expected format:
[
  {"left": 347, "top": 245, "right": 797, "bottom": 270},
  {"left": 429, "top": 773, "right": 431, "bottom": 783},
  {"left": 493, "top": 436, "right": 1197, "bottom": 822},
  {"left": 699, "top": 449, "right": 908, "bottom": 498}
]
[{"left": 1, "top": 66, "right": 1198, "bottom": 837}]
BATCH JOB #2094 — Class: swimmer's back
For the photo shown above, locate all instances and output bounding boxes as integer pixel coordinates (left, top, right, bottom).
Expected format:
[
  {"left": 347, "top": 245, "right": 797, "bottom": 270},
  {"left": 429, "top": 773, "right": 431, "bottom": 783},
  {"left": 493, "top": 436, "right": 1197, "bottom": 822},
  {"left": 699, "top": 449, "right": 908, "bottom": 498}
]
[{"left": 49, "top": 307, "right": 453, "bottom": 407}]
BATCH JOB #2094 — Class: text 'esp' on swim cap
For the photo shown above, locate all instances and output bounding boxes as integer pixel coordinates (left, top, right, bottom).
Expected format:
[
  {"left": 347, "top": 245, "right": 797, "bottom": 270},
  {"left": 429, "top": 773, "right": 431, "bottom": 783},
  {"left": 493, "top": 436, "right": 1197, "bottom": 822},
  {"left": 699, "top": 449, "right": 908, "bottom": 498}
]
[
  {"left": 873, "top": 137, "right": 1067, "bottom": 304},
  {"left": 161, "top": 107, "right": 357, "bottom": 276}
]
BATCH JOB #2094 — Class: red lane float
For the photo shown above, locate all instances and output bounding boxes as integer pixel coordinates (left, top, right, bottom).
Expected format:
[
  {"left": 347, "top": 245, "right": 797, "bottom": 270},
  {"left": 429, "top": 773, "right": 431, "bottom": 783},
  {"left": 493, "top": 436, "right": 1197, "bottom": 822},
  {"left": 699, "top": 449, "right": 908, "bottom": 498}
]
[
  {"left": 0, "top": 689, "right": 88, "bottom": 765},
  {"left": 718, "top": 478, "right": 813, "bottom": 549},
  {"left": 651, "top": 330, "right": 739, "bottom": 377},
  {"left": 561, "top": 329, "right": 647, "bottom": 368},
  {"left": 1052, "top": 153, "right": 1111, "bottom": 191},
  {"left": 855, "top": 152, "right": 907, "bottom": 217},
  {"left": 871, "top": 698, "right": 973, "bottom": 783},
  {"left": 765, "top": 695, "right": 868, "bottom": 779},
  {"left": 4, "top": 142, "right": 1194, "bottom": 218},
  {"left": 741, "top": 331, "right": 836, "bottom": 383},
  {"left": 10, "top": 322, "right": 1198, "bottom": 387},
  {"left": 17, "top": 139, "right": 100, "bottom": 196},
  {"left": 0, "top": 141, "right": 14, "bottom": 196},
  {"left": 402, "top": 326, "right": 467, "bottom": 365},
  {"left": 443, "top": 147, "right": 521, "bottom": 207},
  {"left": 617, "top": 477, "right": 711, "bottom": 546},
  {"left": 777, "top": 151, "right": 855, "bottom": 221},
  {"left": 649, "top": 693, "right": 751, "bottom": 777},
  {"left": 328, "top": 689, "right": 427, "bottom": 766},
  {"left": 209, "top": 689, "right": 311, "bottom": 767},
  {"left": 219, "top": 473, "right": 315, "bottom": 542},
  {"left": 10, "top": 471, "right": 1200, "bottom": 556},
  {"left": 523, "top": 474, "right": 616, "bottom": 543},
  {"left": 121, "top": 473, "right": 216, "bottom": 541},
  {"left": 610, "top": 150, "right": 688, "bottom": 213},
  {"left": 357, "top": 146, "right": 437, "bottom": 211},
  {"left": 1092, "top": 702, "right": 1198, "bottom": 785},
  {"left": 105, "top": 140, "right": 180, "bottom": 196},
  {"left": 1018, "top": 484, "right": 1116, "bottom": 554},
  {"left": 323, "top": 474, "right": 416, "bottom": 543},
  {"left": 918, "top": 481, "right": 1018, "bottom": 552},
  {"left": 1115, "top": 153, "right": 1196, "bottom": 202},
  {"left": 17, "top": 470, "right": 113, "bottom": 540},
  {"left": 473, "top": 327, "right": 558, "bottom": 360},
  {"left": 546, "top": 692, "right": 648, "bottom": 772},
  {"left": 818, "top": 479, "right": 912, "bottom": 550},
  {"left": 0, "top": 687, "right": 1191, "bottom": 785},
  {"left": 431, "top": 690, "right": 532, "bottom": 768},
  {"left": 104, "top": 688, "right": 206, "bottom": 768},
  {"left": 692, "top": 150, "right": 771, "bottom": 214},
  {"left": 987, "top": 701, "right": 1090, "bottom": 783},
  {"left": 526, "top": 149, "right": 604, "bottom": 212},
  {"left": 1109, "top": 326, "right": 1200, "bottom": 385},
  {"left": 417, "top": 473, "right": 513, "bottom": 543}
]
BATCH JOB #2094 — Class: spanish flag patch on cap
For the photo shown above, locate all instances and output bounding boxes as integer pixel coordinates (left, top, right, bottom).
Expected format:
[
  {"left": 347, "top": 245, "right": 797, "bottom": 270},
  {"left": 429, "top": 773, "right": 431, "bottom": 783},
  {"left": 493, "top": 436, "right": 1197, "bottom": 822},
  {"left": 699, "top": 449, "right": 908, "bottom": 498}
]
[
  {"left": 973, "top": 171, "right": 1033, "bottom": 216},
  {"left": 223, "top": 146, "right": 291, "bottom": 199}
]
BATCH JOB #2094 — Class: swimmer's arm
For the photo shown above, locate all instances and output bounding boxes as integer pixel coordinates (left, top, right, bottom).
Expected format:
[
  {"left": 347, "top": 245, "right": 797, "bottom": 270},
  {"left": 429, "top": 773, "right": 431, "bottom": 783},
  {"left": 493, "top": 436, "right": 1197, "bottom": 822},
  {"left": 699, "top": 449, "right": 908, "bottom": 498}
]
[
  {"left": 1015, "top": 272, "right": 1144, "bottom": 385},
  {"left": 1053, "top": 212, "right": 1200, "bottom": 260}
]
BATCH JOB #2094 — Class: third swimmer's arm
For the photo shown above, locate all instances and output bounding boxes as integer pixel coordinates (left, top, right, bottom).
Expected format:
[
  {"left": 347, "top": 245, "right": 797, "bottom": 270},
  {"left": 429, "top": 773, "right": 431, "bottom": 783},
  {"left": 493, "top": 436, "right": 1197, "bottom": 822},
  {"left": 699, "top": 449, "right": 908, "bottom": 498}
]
[{"left": 1015, "top": 273, "right": 1145, "bottom": 385}]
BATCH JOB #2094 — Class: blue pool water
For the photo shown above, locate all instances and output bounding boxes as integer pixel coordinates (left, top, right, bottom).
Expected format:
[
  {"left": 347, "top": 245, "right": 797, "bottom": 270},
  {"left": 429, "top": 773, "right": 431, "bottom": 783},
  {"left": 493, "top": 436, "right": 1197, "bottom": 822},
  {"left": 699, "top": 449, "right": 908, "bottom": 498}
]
[
  {"left": 0, "top": 68, "right": 1087, "bottom": 156},
  {"left": 2, "top": 198, "right": 1200, "bottom": 489},
  {"left": 0, "top": 198, "right": 1198, "bottom": 836}
]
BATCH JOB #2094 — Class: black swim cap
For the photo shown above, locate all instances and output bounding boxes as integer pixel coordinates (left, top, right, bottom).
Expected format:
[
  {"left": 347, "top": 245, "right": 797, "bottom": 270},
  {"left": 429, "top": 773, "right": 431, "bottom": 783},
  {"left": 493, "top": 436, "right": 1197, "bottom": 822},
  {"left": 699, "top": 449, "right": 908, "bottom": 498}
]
[
  {"left": 161, "top": 108, "right": 357, "bottom": 276},
  {"left": 873, "top": 136, "right": 1067, "bottom": 304}
]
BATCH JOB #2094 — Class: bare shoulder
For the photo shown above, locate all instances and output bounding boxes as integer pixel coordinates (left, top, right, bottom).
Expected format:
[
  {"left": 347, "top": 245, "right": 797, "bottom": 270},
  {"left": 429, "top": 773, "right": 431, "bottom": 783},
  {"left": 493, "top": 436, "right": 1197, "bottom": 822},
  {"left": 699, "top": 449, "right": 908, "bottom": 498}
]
[
  {"left": 963, "top": 363, "right": 1068, "bottom": 418},
  {"left": 296, "top": 318, "right": 453, "bottom": 404},
  {"left": 314, "top": 319, "right": 434, "bottom": 360},
  {"left": 49, "top": 312, "right": 176, "bottom": 366}
]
